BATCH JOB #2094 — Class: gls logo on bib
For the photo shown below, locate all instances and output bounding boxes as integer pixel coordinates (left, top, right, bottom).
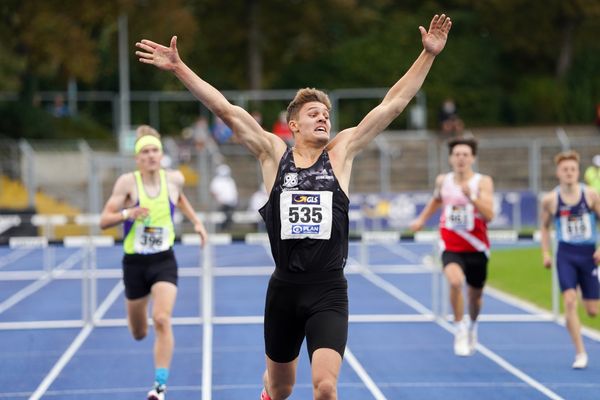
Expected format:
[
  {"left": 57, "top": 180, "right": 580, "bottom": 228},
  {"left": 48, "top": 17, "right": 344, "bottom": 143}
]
[{"left": 292, "top": 194, "right": 320, "bottom": 205}]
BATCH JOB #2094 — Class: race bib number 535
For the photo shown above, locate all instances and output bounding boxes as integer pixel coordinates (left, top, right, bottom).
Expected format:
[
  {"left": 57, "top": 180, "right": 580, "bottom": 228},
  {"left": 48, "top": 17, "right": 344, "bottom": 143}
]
[{"left": 280, "top": 191, "right": 333, "bottom": 240}]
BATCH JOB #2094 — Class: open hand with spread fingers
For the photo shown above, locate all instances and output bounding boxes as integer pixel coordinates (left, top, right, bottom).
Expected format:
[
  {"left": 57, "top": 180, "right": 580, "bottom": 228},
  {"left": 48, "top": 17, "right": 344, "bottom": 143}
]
[
  {"left": 420, "top": 14, "right": 452, "bottom": 56},
  {"left": 135, "top": 36, "right": 181, "bottom": 72}
]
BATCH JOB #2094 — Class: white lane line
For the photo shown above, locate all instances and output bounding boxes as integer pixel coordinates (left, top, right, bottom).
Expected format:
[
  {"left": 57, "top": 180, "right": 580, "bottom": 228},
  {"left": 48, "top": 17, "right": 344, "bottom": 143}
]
[
  {"left": 15, "top": 379, "right": 591, "bottom": 399},
  {"left": 382, "top": 243, "right": 424, "bottom": 264},
  {"left": 435, "top": 318, "right": 564, "bottom": 400},
  {"left": 362, "top": 262, "right": 565, "bottom": 400},
  {"left": 344, "top": 347, "right": 387, "bottom": 400},
  {"left": 0, "top": 248, "right": 34, "bottom": 269},
  {"left": 486, "top": 286, "right": 600, "bottom": 342},
  {"left": 202, "top": 244, "right": 214, "bottom": 400},
  {"left": 348, "top": 256, "right": 432, "bottom": 315},
  {"left": 28, "top": 281, "right": 123, "bottom": 400},
  {"left": 475, "top": 345, "right": 564, "bottom": 400},
  {"left": 0, "top": 250, "right": 85, "bottom": 315}
]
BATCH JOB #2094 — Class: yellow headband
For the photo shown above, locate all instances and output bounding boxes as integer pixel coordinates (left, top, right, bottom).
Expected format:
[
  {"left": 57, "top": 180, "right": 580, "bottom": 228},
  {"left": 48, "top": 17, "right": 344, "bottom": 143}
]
[{"left": 135, "top": 135, "right": 163, "bottom": 154}]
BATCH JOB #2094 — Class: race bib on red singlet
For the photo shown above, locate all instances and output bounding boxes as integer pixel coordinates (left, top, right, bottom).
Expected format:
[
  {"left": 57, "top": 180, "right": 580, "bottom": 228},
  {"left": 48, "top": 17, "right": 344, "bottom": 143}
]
[
  {"left": 133, "top": 223, "right": 170, "bottom": 254},
  {"left": 561, "top": 213, "right": 592, "bottom": 242},
  {"left": 444, "top": 203, "right": 475, "bottom": 231},
  {"left": 280, "top": 191, "right": 333, "bottom": 240}
]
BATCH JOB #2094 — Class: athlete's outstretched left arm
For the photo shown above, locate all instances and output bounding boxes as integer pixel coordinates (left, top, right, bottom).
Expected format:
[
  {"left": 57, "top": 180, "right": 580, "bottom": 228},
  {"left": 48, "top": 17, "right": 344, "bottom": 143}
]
[
  {"left": 135, "top": 37, "right": 286, "bottom": 193},
  {"left": 330, "top": 14, "right": 451, "bottom": 158},
  {"left": 178, "top": 192, "right": 208, "bottom": 247}
]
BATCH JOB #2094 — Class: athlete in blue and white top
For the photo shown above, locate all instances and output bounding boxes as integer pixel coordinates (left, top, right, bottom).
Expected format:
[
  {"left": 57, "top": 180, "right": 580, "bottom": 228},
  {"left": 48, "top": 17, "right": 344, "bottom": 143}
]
[{"left": 540, "top": 150, "right": 600, "bottom": 369}]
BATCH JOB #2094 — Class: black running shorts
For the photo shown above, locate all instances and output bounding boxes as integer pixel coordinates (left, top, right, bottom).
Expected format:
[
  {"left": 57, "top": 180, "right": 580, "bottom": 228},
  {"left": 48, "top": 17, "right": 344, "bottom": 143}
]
[
  {"left": 264, "top": 274, "right": 349, "bottom": 363},
  {"left": 122, "top": 248, "right": 178, "bottom": 300},
  {"left": 441, "top": 251, "right": 488, "bottom": 289}
]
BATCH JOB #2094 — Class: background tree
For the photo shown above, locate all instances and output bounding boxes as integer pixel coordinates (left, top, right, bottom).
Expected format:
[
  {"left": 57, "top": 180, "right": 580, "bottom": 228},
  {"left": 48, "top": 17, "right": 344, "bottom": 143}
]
[{"left": 1, "top": 0, "right": 600, "bottom": 138}]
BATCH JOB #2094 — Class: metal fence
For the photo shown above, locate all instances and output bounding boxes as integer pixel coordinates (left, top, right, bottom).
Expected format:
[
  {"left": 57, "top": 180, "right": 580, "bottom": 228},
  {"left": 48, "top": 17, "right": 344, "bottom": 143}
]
[{"left": 3, "top": 129, "right": 598, "bottom": 217}]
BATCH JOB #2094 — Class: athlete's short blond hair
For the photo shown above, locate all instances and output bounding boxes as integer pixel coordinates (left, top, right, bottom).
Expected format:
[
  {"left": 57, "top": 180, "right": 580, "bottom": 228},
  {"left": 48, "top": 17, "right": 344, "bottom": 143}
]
[
  {"left": 554, "top": 150, "right": 580, "bottom": 165},
  {"left": 135, "top": 125, "right": 161, "bottom": 140},
  {"left": 286, "top": 88, "right": 332, "bottom": 123}
]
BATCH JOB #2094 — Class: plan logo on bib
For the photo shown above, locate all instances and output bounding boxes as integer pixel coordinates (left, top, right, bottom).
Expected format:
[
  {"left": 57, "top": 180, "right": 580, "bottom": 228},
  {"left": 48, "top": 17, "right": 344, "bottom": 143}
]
[{"left": 291, "top": 225, "right": 320, "bottom": 234}]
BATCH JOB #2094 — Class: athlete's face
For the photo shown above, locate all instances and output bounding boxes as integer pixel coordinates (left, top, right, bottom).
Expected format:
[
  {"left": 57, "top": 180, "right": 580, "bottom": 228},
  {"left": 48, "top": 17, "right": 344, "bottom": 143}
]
[
  {"left": 135, "top": 144, "right": 163, "bottom": 172},
  {"left": 556, "top": 159, "right": 579, "bottom": 185},
  {"left": 290, "top": 102, "right": 331, "bottom": 146},
  {"left": 449, "top": 144, "right": 475, "bottom": 173}
]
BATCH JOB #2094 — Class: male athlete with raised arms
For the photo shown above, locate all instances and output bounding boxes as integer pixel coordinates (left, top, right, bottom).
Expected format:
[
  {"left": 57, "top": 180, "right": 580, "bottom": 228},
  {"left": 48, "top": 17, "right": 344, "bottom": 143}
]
[{"left": 136, "top": 14, "right": 451, "bottom": 400}]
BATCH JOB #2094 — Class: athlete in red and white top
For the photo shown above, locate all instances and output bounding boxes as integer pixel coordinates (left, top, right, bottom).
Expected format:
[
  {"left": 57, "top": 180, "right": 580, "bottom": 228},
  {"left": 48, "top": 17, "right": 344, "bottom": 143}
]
[{"left": 410, "top": 136, "right": 494, "bottom": 356}]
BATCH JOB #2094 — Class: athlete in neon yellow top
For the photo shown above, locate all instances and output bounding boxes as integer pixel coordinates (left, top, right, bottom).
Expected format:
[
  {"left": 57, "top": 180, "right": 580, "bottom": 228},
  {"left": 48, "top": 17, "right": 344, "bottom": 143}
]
[
  {"left": 100, "top": 125, "right": 208, "bottom": 400},
  {"left": 123, "top": 169, "right": 176, "bottom": 254}
]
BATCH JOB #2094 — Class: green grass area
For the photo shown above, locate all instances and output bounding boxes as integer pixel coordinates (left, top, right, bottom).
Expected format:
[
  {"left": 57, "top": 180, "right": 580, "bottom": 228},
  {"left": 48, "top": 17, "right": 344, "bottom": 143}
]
[{"left": 488, "top": 246, "right": 600, "bottom": 332}]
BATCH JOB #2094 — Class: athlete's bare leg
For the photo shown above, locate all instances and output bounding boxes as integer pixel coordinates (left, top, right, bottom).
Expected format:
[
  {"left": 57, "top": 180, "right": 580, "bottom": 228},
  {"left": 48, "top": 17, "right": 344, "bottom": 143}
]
[
  {"left": 467, "top": 286, "right": 483, "bottom": 322},
  {"left": 444, "top": 263, "right": 465, "bottom": 322},
  {"left": 311, "top": 348, "right": 342, "bottom": 400},
  {"left": 582, "top": 298, "right": 599, "bottom": 317},
  {"left": 263, "top": 356, "right": 298, "bottom": 399},
  {"left": 563, "top": 289, "right": 585, "bottom": 355},
  {"left": 151, "top": 281, "right": 177, "bottom": 368},
  {"left": 127, "top": 296, "right": 150, "bottom": 340}
]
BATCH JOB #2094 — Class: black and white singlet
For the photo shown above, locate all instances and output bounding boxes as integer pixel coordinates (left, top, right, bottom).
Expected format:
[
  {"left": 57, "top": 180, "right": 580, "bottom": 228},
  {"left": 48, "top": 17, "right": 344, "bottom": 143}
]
[{"left": 259, "top": 148, "right": 349, "bottom": 282}]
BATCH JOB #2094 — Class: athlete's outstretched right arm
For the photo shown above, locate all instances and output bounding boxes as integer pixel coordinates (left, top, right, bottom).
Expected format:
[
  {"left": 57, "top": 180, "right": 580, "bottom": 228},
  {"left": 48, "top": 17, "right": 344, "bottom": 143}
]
[
  {"left": 409, "top": 174, "right": 444, "bottom": 232},
  {"left": 135, "top": 36, "right": 286, "bottom": 167}
]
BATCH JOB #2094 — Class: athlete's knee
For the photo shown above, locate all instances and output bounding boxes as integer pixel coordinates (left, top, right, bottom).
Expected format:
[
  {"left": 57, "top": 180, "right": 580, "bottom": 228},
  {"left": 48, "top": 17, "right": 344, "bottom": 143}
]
[
  {"left": 448, "top": 279, "right": 462, "bottom": 291},
  {"left": 563, "top": 293, "right": 578, "bottom": 312},
  {"left": 268, "top": 382, "right": 293, "bottom": 399},
  {"left": 585, "top": 303, "right": 598, "bottom": 317},
  {"left": 468, "top": 287, "right": 484, "bottom": 300},
  {"left": 130, "top": 325, "right": 147, "bottom": 340},
  {"left": 152, "top": 311, "right": 172, "bottom": 333},
  {"left": 313, "top": 378, "right": 336, "bottom": 400}
]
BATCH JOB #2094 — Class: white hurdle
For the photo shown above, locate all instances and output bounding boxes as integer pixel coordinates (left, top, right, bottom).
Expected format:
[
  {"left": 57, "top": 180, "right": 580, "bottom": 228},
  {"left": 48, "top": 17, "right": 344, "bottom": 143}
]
[
  {"left": 9, "top": 235, "right": 52, "bottom": 271},
  {"left": 63, "top": 235, "right": 115, "bottom": 325},
  {"left": 181, "top": 231, "right": 224, "bottom": 400},
  {"left": 414, "top": 231, "right": 444, "bottom": 319}
]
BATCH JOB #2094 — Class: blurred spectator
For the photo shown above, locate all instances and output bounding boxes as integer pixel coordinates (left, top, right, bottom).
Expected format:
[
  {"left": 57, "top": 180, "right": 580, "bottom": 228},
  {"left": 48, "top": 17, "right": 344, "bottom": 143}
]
[
  {"left": 192, "top": 116, "right": 211, "bottom": 151},
  {"left": 50, "top": 94, "right": 70, "bottom": 118},
  {"left": 248, "top": 183, "right": 269, "bottom": 231},
  {"left": 251, "top": 110, "right": 263, "bottom": 127},
  {"left": 595, "top": 103, "right": 600, "bottom": 131},
  {"left": 438, "top": 98, "right": 464, "bottom": 136},
  {"left": 32, "top": 94, "right": 42, "bottom": 108},
  {"left": 212, "top": 116, "right": 233, "bottom": 144},
  {"left": 210, "top": 164, "right": 238, "bottom": 231},
  {"left": 178, "top": 127, "right": 195, "bottom": 164},
  {"left": 161, "top": 136, "right": 179, "bottom": 168},
  {"left": 179, "top": 116, "right": 224, "bottom": 165},
  {"left": 193, "top": 116, "right": 222, "bottom": 160},
  {"left": 584, "top": 154, "right": 600, "bottom": 194},
  {"left": 272, "top": 110, "right": 293, "bottom": 145}
]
